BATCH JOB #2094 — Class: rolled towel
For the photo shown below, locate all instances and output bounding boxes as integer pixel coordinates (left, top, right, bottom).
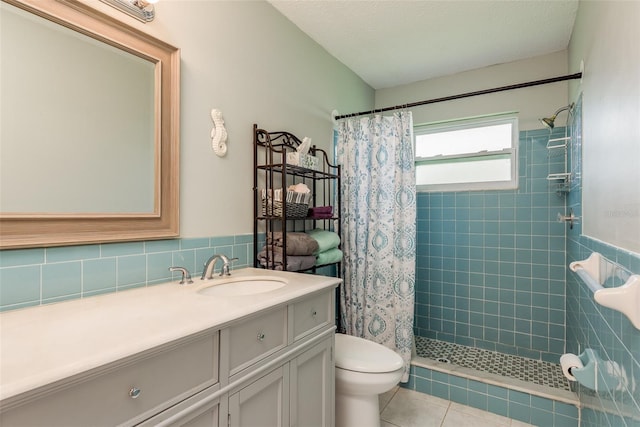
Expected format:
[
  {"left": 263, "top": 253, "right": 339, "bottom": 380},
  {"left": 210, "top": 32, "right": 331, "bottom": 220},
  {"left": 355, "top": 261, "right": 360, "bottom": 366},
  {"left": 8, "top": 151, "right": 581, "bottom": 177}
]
[
  {"left": 309, "top": 213, "right": 333, "bottom": 219},
  {"left": 306, "top": 229, "right": 340, "bottom": 253},
  {"left": 315, "top": 248, "right": 343, "bottom": 266},
  {"left": 308, "top": 206, "right": 333, "bottom": 219},
  {"left": 266, "top": 232, "right": 319, "bottom": 256},
  {"left": 287, "top": 183, "right": 310, "bottom": 194},
  {"left": 308, "top": 206, "right": 333, "bottom": 215}
]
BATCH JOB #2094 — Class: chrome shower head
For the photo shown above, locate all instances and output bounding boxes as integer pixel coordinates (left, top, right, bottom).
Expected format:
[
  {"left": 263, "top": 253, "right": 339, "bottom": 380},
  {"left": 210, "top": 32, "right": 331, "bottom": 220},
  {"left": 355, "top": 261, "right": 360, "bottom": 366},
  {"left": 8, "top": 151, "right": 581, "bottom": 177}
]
[
  {"left": 540, "top": 116, "right": 557, "bottom": 129},
  {"left": 540, "top": 103, "right": 575, "bottom": 130}
]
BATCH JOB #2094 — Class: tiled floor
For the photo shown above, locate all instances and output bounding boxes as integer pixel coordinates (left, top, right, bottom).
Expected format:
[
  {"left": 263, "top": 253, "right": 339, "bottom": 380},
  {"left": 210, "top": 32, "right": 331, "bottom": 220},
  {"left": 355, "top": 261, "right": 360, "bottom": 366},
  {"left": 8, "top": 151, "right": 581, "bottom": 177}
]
[
  {"left": 379, "top": 387, "right": 534, "bottom": 427},
  {"left": 414, "top": 336, "right": 570, "bottom": 391}
]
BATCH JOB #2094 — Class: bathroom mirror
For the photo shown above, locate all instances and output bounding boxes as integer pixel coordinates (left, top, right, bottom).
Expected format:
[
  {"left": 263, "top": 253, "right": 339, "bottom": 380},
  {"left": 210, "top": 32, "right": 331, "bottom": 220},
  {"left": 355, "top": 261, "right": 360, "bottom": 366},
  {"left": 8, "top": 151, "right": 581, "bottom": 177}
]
[{"left": 0, "top": 0, "right": 180, "bottom": 248}]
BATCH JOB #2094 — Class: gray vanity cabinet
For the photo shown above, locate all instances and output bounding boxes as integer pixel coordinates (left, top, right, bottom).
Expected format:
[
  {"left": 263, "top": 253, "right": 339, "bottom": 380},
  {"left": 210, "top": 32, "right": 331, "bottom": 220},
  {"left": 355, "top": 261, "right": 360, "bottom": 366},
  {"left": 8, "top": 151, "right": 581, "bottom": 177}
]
[
  {"left": 225, "top": 290, "right": 335, "bottom": 427},
  {"left": 226, "top": 335, "right": 333, "bottom": 427},
  {"left": 0, "top": 332, "right": 220, "bottom": 426},
  {"left": 290, "top": 337, "right": 334, "bottom": 427},
  {"left": 229, "top": 365, "right": 290, "bottom": 427},
  {"left": 138, "top": 387, "right": 221, "bottom": 426},
  {"left": 0, "top": 287, "right": 336, "bottom": 427},
  {"left": 177, "top": 405, "right": 221, "bottom": 427}
]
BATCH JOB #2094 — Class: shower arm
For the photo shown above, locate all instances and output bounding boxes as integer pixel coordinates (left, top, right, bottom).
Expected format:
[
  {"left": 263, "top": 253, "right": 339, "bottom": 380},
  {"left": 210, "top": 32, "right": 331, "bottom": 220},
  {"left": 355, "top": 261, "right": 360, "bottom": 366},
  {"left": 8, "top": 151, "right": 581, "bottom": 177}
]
[
  {"left": 551, "top": 104, "right": 574, "bottom": 119},
  {"left": 540, "top": 102, "right": 575, "bottom": 129}
]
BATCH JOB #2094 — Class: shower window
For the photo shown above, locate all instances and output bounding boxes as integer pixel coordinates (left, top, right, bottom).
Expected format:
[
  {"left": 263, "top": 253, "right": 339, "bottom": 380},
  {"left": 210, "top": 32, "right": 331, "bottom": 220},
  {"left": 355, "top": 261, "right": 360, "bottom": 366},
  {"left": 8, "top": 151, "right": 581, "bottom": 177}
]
[{"left": 414, "top": 113, "right": 518, "bottom": 192}]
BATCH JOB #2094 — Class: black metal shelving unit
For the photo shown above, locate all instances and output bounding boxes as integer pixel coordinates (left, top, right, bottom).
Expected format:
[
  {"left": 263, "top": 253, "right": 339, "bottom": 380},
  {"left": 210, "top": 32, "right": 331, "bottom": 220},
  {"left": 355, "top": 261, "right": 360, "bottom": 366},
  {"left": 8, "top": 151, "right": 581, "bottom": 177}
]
[{"left": 252, "top": 124, "right": 341, "bottom": 275}]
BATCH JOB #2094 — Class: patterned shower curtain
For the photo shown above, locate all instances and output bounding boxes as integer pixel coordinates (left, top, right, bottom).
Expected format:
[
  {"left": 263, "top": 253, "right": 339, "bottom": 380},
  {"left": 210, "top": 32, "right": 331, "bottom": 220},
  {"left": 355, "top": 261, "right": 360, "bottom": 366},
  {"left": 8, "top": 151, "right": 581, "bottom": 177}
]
[{"left": 336, "top": 111, "right": 416, "bottom": 382}]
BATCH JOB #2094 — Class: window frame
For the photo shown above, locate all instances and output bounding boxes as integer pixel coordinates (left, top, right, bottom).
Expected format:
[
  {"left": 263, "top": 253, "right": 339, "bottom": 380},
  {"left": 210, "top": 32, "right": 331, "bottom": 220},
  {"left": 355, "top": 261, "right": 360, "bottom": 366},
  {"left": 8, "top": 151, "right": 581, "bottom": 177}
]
[{"left": 414, "top": 113, "right": 519, "bottom": 192}]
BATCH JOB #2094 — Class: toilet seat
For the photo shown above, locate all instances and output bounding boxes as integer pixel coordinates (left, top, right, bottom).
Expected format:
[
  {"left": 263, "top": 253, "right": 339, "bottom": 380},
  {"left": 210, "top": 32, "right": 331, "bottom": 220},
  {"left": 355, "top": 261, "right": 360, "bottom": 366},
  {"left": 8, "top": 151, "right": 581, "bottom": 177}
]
[{"left": 335, "top": 333, "right": 403, "bottom": 373}]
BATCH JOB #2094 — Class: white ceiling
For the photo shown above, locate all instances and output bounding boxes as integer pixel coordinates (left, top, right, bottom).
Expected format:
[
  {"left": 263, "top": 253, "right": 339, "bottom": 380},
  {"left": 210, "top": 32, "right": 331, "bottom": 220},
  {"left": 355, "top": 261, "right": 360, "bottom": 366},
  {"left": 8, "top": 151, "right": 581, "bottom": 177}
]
[{"left": 268, "top": 0, "right": 579, "bottom": 90}]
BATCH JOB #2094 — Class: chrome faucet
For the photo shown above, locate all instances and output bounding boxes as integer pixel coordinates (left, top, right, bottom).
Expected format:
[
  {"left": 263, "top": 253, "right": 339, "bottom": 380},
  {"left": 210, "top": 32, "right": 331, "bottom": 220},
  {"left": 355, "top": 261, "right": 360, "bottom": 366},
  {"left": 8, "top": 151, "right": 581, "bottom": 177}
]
[
  {"left": 169, "top": 266, "right": 193, "bottom": 285},
  {"left": 201, "top": 254, "right": 238, "bottom": 280}
]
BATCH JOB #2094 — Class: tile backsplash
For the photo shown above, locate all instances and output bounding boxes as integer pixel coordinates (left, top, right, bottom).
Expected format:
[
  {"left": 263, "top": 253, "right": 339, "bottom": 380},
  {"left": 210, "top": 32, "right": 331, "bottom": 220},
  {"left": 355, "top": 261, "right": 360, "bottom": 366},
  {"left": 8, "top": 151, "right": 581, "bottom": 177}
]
[{"left": 0, "top": 234, "right": 254, "bottom": 311}]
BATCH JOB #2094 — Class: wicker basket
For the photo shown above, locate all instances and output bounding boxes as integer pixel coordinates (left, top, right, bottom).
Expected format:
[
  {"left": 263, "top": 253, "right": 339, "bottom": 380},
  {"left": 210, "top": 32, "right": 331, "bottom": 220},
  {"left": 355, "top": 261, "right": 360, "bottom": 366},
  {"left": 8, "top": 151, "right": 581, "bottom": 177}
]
[{"left": 261, "top": 189, "right": 311, "bottom": 218}]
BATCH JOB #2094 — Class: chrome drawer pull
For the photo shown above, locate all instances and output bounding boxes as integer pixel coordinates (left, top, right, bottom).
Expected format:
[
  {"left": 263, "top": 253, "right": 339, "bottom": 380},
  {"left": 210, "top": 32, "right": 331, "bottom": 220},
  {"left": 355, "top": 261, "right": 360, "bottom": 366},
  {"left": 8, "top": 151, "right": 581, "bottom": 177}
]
[
  {"left": 257, "top": 332, "right": 265, "bottom": 341},
  {"left": 129, "top": 387, "right": 141, "bottom": 399}
]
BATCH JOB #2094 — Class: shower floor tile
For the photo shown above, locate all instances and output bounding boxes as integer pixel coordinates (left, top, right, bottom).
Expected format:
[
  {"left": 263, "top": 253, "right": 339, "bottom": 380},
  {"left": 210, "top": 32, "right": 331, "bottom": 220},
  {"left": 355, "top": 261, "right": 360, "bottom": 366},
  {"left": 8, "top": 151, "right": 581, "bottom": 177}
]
[{"left": 414, "top": 336, "right": 571, "bottom": 391}]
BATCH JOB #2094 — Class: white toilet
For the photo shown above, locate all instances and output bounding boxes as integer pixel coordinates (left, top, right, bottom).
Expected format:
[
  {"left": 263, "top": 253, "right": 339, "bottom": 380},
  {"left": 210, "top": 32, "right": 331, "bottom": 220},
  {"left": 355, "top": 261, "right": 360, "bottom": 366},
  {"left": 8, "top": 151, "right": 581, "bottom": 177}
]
[{"left": 334, "top": 333, "right": 404, "bottom": 427}]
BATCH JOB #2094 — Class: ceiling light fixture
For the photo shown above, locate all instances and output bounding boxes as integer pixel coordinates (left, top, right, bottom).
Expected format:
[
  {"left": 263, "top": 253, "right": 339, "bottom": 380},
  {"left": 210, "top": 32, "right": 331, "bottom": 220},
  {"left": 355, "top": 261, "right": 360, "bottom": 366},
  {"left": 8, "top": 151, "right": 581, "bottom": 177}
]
[{"left": 99, "top": 0, "right": 157, "bottom": 23}]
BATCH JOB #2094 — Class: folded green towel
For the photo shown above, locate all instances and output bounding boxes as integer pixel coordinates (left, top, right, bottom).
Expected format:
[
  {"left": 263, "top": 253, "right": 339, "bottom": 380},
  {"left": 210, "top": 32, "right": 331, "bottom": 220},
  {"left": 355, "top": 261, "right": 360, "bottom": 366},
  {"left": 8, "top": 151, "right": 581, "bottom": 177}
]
[
  {"left": 307, "top": 229, "right": 340, "bottom": 253},
  {"left": 316, "top": 248, "right": 343, "bottom": 266}
]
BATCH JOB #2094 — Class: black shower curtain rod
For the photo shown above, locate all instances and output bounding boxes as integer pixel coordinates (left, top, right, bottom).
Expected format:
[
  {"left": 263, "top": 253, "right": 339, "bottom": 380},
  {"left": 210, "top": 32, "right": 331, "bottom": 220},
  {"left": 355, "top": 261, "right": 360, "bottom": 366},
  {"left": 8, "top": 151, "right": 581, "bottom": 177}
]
[{"left": 334, "top": 72, "right": 582, "bottom": 120}]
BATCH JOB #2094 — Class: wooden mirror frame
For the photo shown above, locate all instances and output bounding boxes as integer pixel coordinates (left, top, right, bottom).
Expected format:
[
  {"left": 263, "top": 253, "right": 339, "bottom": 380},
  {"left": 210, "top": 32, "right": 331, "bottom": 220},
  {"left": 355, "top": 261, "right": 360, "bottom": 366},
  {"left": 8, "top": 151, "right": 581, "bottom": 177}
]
[{"left": 0, "top": 0, "right": 180, "bottom": 249}]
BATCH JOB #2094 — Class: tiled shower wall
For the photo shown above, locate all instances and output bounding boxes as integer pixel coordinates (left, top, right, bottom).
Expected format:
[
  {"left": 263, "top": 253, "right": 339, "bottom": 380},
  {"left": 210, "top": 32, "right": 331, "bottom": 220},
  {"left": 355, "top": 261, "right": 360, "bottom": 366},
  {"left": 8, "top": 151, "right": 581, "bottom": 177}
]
[
  {"left": 415, "top": 127, "right": 569, "bottom": 363},
  {"left": 565, "top": 98, "right": 640, "bottom": 426},
  {"left": 0, "top": 235, "right": 254, "bottom": 312}
]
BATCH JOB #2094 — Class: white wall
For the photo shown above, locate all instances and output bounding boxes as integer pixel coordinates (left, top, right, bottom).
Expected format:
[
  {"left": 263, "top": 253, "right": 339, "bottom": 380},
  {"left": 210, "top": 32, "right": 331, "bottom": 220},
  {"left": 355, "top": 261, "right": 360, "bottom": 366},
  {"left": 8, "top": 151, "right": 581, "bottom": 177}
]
[
  {"left": 568, "top": 1, "right": 640, "bottom": 254},
  {"left": 375, "top": 50, "right": 569, "bottom": 130},
  {"left": 85, "top": 0, "right": 374, "bottom": 238}
]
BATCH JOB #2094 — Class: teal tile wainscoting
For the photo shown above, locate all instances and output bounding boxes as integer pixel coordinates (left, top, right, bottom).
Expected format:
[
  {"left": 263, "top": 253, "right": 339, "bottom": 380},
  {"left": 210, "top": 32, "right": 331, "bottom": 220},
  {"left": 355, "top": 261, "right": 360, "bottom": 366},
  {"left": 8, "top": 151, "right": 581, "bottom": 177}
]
[
  {"left": 415, "top": 127, "right": 569, "bottom": 363},
  {"left": 403, "top": 365, "right": 580, "bottom": 426},
  {"left": 0, "top": 235, "right": 255, "bottom": 312},
  {"left": 566, "top": 234, "right": 640, "bottom": 427},
  {"left": 565, "top": 99, "right": 640, "bottom": 426}
]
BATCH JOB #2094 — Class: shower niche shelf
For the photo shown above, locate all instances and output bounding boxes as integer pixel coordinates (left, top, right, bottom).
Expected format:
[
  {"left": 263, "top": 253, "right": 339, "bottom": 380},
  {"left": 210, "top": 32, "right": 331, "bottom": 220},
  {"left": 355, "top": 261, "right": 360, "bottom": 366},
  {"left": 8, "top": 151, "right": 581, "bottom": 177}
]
[{"left": 546, "top": 136, "right": 571, "bottom": 193}]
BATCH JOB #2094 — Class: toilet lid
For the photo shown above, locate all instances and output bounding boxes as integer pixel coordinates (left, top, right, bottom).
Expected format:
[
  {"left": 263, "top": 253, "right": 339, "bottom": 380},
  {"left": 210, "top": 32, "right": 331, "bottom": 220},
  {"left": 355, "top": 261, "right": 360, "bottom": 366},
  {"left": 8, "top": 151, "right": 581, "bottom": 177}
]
[{"left": 334, "top": 333, "right": 404, "bottom": 373}]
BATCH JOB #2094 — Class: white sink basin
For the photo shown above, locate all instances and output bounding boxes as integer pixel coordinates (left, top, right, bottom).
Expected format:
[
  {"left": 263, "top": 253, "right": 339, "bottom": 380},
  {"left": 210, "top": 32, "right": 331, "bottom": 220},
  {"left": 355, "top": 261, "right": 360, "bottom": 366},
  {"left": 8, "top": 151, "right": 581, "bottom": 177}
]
[{"left": 197, "top": 278, "right": 287, "bottom": 297}]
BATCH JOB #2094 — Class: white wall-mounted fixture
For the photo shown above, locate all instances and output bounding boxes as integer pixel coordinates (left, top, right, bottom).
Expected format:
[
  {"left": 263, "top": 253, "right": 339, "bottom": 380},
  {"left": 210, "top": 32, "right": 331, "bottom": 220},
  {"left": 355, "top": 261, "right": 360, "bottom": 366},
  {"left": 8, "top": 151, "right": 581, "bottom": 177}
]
[
  {"left": 560, "top": 349, "right": 629, "bottom": 392},
  {"left": 570, "top": 252, "right": 640, "bottom": 329},
  {"left": 331, "top": 109, "right": 340, "bottom": 129},
  {"left": 210, "top": 109, "right": 228, "bottom": 157},
  {"left": 99, "top": 0, "right": 157, "bottom": 22}
]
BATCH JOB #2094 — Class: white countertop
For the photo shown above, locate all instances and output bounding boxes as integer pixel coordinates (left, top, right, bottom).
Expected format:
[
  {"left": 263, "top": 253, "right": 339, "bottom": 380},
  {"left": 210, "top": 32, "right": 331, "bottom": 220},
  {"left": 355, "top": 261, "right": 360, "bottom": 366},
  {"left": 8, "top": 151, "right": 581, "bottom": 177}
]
[{"left": 0, "top": 268, "right": 341, "bottom": 402}]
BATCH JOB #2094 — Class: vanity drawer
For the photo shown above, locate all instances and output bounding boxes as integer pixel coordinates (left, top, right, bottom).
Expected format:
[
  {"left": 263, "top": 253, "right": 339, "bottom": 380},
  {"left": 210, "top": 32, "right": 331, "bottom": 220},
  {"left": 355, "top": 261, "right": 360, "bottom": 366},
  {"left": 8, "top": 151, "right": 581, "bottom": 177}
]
[
  {"left": 228, "top": 307, "right": 287, "bottom": 376},
  {"left": 291, "top": 290, "right": 333, "bottom": 342},
  {"left": 0, "top": 332, "right": 219, "bottom": 427}
]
